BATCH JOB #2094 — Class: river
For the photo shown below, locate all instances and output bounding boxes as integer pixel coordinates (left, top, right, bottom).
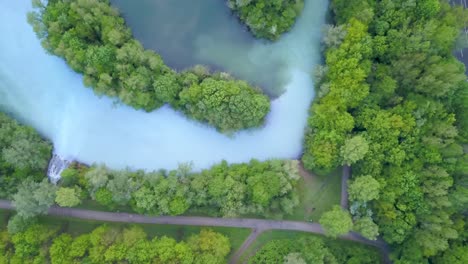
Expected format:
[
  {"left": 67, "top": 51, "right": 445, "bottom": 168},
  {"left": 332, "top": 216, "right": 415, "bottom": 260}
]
[{"left": 0, "top": 0, "right": 327, "bottom": 171}]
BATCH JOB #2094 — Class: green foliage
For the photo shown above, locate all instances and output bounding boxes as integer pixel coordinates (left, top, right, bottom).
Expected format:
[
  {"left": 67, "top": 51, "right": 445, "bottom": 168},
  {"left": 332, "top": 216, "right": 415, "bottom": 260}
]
[
  {"left": 7, "top": 215, "right": 37, "bottom": 234},
  {"left": 9, "top": 224, "right": 56, "bottom": 263},
  {"left": 55, "top": 187, "right": 82, "bottom": 207},
  {"left": 95, "top": 188, "right": 115, "bottom": 208},
  {"left": 307, "top": 0, "right": 468, "bottom": 262},
  {"left": 178, "top": 78, "right": 270, "bottom": 133},
  {"left": 29, "top": 0, "right": 270, "bottom": 133},
  {"left": 1, "top": 223, "right": 231, "bottom": 264},
  {"left": 0, "top": 113, "right": 52, "bottom": 197},
  {"left": 348, "top": 175, "right": 380, "bottom": 202},
  {"left": 302, "top": 18, "right": 371, "bottom": 170},
  {"left": 80, "top": 159, "right": 300, "bottom": 218},
  {"left": 12, "top": 179, "right": 57, "bottom": 219},
  {"left": 228, "top": 0, "right": 304, "bottom": 41},
  {"left": 340, "top": 135, "right": 369, "bottom": 165},
  {"left": 353, "top": 216, "right": 379, "bottom": 240},
  {"left": 187, "top": 229, "right": 231, "bottom": 263},
  {"left": 319, "top": 205, "right": 353, "bottom": 238},
  {"left": 250, "top": 234, "right": 380, "bottom": 264}
]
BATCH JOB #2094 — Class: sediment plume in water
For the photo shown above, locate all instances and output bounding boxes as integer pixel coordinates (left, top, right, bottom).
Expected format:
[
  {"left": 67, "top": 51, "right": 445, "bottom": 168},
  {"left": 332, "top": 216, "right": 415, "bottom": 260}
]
[{"left": 0, "top": 0, "right": 327, "bottom": 171}]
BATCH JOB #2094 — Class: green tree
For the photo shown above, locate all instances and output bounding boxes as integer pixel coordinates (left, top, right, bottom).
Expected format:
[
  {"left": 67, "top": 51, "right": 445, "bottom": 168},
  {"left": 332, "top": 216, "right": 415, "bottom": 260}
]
[
  {"left": 348, "top": 175, "right": 380, "bottom": 202},
  {"left": 341, "top": 135, "right": 369, "bottom": 165},
  {"left": 106, "top": 170, "right": 136, "bottom": 205},
  {"left": 12, "top": 179, "right": 57, "bottom": 219},
  {"left": 7, "top": 215, "right": 37, "bottom": 234},
  {"left": 2, "top": 131, "right": 51, "bottom": 170},
  {"left": 55, "top": 187, "right": 82, "bottom": 207},
  {"left": 227, "top": 0, "right": 304, "bottom": 40},
  {"left": 284, "top": 253, "right": 306, "bottom": 264},
  {"left": 85, "top": 164, "right": 110, "bottom": 196},
  {"left": 319, "top": 206, "right": 353, "bottom": 238},
  {"left": 178, "top": 78, "right": 270, "bottom": 133},
  {"left": 49, "top": 234, "right": 73, "bottom": 264},
  {"left": 354, "top": 216, "right": 379, "bottom": 240},
  {"left": 95, "top": 188, "right": 114, "bottom": 208},
  {"left": 435, "top": 244, "right": 468, "bottom": 264},
  {"left": 188, "top": 229, "right": 231, "bottom": 262}
]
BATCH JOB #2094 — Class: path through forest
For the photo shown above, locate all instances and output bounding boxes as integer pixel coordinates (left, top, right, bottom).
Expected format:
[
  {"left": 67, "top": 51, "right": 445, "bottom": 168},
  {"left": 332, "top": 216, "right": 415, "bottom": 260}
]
[{"left": 0, "top": 199, "right": 390, "bottom": 263}]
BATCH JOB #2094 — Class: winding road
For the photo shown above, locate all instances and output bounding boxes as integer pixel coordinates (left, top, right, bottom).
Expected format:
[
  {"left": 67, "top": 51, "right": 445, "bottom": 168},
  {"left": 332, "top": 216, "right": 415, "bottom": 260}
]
[{"left": 0, "top": 199, "right": 391, "bottom": 263}]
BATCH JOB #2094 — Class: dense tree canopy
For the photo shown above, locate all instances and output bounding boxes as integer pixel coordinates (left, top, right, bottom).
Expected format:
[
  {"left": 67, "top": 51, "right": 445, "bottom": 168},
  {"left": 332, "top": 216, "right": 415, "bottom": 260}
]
[
  {"left": 0, "top": 223, "right": 231, "bottom": 264},
  {"left": 250, "top": 234, "right": 380, "bottom": 263},
  {"left": 55, "top": 187, "right": 82, "bottom": 207},
  {"left": 319, "top": 205, "right": 353, "bottom": 238},
  {"left": 304, "top": 0, "right": 468, "bottom": 262},
  {"left": 0, "top": 113, "right": 52, "bottom": 197},
  {"left": 58, "top": 159, "right": 300, "bottom": 218},
  {"left": 28, "top": 0, "right": 270, "bottom": 133},
  {"left": 227, "top": 0, "right": 304, "bottom": 41},
  {"left": 12, "top": 179, "right": 57, "bottom": 219}
]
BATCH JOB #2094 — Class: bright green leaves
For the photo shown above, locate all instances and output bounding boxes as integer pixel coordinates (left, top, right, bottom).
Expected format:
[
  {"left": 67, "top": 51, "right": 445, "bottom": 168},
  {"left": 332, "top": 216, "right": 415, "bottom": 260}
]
[
  {"left": 78, "top": 160, "right": 298, "bottom": 218},
  {"left": 319, "top": 205, "right": 353, "bottom": 238},
  {"left": 348, "top": 175, "right": 380, "bottom": 203},
  {"left": 303, "top": 19, "right": 371, "bottom": 171},
  {"left": 3, "top": 224, "right": 231, "bottom": 264},
  {"left": 341, "top": 135, "right": 369, "bottom": 166},
  {"left": 55, "top": 187, "right": 82, "bottom": 207},
  {"left": 179, "top": 78, "right": 270, "bottom": 133},
  {"left": 228, "top": 0, "right": 304, "bottom": 41}
]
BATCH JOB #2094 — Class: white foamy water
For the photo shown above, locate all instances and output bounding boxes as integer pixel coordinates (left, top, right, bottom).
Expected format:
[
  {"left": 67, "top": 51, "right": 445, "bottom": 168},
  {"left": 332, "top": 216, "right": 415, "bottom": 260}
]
[{"left": 0, "top": 0, "right": 327, "bottom": 171}]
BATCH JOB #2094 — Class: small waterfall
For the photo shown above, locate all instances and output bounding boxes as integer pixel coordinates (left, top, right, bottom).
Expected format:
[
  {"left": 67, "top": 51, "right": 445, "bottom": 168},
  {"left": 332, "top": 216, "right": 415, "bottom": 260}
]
[{"left": 47, "top": 153, "right": 71, "bottom": 183}]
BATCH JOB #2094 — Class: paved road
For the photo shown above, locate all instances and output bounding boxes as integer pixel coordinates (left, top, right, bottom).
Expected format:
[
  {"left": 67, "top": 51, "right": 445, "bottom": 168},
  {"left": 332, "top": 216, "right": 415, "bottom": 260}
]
[{"left": 0, "top": 200, "right": 391, "bottom": 263}]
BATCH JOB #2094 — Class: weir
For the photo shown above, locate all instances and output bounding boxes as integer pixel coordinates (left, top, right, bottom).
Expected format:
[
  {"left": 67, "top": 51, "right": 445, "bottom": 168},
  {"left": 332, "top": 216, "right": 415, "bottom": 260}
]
[{"left": 47, "top": 153, "right": 71, "bottom": 183}]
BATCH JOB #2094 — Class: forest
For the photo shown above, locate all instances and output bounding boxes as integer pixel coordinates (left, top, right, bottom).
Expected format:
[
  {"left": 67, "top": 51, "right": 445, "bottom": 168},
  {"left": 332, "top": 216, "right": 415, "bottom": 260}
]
[
  {"left": 27, "top": 0, "right": 270, "bottom": 133},
  {"left": 2, "top": 0, "right": 467, "bottom": 262},
  {"left": 227, "top": 0, "right": 304, "bottom": 40},
  {"left": 302, "top": 0, "right": 468, "bottom": 262},
  {"left": 0, "top": 113, "right": 52, "bottom": 198},
  {"left": 250, "top": 235, "right": 380, "bottom": 263},
  {"left": 0, "top": 223, "right": 231, "bottom": 263}
]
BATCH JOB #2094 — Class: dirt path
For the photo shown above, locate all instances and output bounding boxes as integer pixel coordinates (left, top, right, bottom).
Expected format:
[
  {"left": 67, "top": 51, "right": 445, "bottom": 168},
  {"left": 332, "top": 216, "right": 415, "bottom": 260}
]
[
  {"left": 229, "top": 228, "right": 264, "bottom": 264},
  {"left": 0, "top": 199, "right": 391, "bottom": 263},
  {"left": 341, "top": 165, "right": 351, "bottom": 209},
  {"left": 298, "top": 160, "right": 314, "bottom": 182}
]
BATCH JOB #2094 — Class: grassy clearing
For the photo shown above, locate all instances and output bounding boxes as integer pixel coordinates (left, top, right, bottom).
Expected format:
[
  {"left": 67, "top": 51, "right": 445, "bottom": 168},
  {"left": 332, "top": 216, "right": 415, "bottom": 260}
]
[
  {"left": 0, "top": 209, "right": 251, "bottom": 257},
  {"left": 289, "top": 168, "right": 342, "bottom": 221}
]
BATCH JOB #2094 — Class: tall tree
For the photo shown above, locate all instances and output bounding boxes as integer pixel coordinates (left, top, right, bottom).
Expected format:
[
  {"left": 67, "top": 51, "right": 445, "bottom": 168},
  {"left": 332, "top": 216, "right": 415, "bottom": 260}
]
[
  {"left": 319, "top": 205, "right": 353, "bottom": 238},
  {"left": 12, "top": 179, "right": 57, "bottom": 219}
]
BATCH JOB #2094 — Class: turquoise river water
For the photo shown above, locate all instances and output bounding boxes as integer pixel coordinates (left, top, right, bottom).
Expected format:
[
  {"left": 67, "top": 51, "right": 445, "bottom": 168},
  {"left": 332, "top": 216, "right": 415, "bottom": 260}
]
[{"left": 0, "top": 0, "right": 327, "bottom": 170}]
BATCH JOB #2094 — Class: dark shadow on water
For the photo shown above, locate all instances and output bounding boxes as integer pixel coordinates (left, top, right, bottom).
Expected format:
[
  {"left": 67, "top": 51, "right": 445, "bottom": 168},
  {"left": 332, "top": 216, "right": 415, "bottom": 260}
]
[{"left": 110, "top": 0, "right": 289, "bottom": 98}]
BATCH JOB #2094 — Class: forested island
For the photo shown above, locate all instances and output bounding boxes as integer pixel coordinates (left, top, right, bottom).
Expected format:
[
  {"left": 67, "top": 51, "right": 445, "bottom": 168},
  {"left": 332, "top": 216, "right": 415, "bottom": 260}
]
[{"left": 28, "top": 0, "right": 271, "bottom": 133}]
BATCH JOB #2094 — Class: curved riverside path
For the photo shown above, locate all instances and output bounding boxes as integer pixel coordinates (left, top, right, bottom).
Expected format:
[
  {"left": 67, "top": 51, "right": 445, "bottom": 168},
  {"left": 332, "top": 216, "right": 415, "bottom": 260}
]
[{"left": 0, "top": 200, "right": 391, "bottom": 263}]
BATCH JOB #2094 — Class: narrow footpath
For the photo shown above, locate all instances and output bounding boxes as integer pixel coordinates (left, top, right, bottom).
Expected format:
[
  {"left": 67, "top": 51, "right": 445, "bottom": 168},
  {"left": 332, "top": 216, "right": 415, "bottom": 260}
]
[
  {"left": 0, "top": 200, "right": 391, "bottom": 263},
  {"left": 341, "top": 165, "right": 351, "bottom": 209},
  {"left": 229, "top": 228, "right": 264, "bottom": 264}
]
